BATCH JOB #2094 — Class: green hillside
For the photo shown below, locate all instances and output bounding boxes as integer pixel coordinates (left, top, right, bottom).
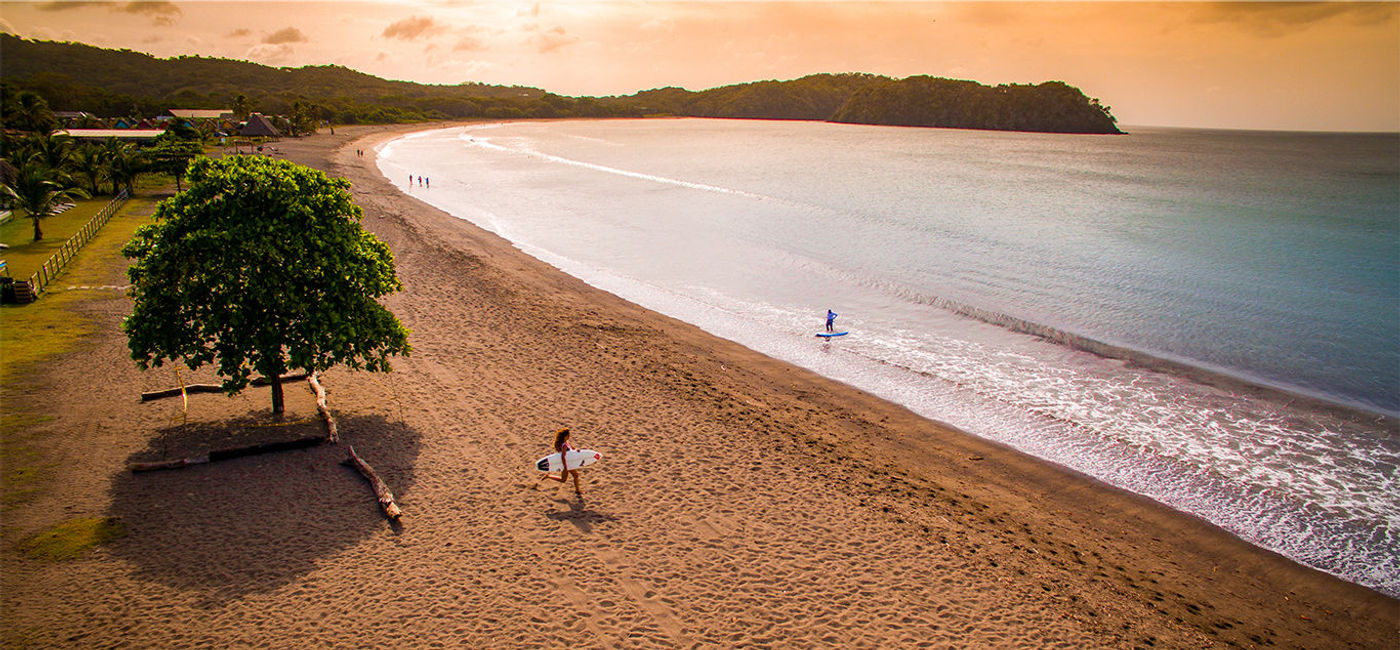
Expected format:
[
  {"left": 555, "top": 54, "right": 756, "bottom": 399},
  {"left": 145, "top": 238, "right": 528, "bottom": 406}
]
[
  {"left": 0, "top": 34, "right": 1120, "bottom": 133},
  {"left": 831, "top": 76, "right": 1120, "bottom": 133}
]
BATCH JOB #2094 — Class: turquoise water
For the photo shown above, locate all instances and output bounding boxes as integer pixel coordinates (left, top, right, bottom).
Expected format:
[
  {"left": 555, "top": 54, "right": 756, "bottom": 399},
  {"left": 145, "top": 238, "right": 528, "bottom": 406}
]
[{"left": 378, "top": 119, "right": 1399, "bottom": 595}]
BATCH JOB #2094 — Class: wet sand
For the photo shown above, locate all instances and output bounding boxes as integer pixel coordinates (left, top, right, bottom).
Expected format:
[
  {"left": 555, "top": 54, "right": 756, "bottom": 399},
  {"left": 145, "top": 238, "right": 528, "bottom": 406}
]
[{"left": 1, "top": 123, "right": 1394, "bottom": 648}]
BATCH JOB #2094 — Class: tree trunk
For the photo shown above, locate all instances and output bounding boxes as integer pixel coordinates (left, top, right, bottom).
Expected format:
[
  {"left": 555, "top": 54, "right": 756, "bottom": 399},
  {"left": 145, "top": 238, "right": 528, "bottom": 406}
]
[
  {"left": 31, "top": 216, "right": 42, "bottom": 241},
  {"left": 270, "top": 373, "right": 285, "bottom": 414}
]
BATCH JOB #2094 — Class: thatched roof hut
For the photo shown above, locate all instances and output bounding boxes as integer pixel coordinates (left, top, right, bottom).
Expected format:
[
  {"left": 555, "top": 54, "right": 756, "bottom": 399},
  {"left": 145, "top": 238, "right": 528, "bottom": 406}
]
[{"left": 240, "top": 113, "right": 280, "bottom": 137}]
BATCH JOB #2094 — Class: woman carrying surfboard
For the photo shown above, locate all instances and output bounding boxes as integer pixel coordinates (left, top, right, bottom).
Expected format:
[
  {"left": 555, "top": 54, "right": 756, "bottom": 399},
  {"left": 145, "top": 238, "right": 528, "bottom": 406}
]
[{"left": 539, "top": 428, "right": 585, "bottom": 496}]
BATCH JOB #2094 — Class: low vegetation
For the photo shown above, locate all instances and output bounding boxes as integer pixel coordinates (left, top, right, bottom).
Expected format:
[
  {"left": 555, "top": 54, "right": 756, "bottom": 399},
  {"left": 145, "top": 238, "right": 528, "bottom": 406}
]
[{"left": 18, "top": 516, "right": 126, "bottom": 560}]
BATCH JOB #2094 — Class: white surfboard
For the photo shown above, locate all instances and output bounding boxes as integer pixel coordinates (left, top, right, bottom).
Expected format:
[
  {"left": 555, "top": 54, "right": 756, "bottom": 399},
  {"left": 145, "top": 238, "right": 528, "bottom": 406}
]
[{"left": 535, "top": 449, "right": 603, "bottom": 473}]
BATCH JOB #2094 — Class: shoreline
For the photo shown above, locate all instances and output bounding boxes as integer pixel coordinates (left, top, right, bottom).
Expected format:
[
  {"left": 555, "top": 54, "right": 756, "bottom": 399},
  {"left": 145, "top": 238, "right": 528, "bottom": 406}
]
[
  {"left": 377, "top": 119, "right": 1399, "bottom": 593},
  {"left": 324, "top": 123, "right": 1400, "bottom": 635},
  {"left": 390, "top": 120, "right": 1399, "bottom": 423},
  {"left": 924, "top": 288, "right": 1400, "bottom": 423},
  {"left": 1, "top": 122, "right": 1394, "bottom": 648}
]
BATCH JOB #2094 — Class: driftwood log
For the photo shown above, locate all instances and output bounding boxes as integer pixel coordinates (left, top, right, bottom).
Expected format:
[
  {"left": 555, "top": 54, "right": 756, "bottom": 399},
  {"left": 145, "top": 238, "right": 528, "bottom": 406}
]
[
  {"left": 308, "top": 372, "right": 338, "bottom": 443},
  {"left": 140, "top": 373, "right": 309, "bottom": 402},
  {"left": 128, "top": 435, "right": 326, "bottom": 472},
  {"left": 344, "top": 445, "right": 402, "bottom": 520},
  {"left": 128, "top": 455, "right": 209, "bottom": 472}
]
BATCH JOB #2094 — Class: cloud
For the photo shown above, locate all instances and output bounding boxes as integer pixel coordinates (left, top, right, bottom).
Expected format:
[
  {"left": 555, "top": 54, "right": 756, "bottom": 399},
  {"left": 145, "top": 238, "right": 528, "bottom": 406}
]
[
  {"left": 38, "top": 1, "right": 112, "bottom": 11},
  {"left": 1194, "top": 2, "right": 1397, "bottom": 37},
  {"left": 226, "top": 28, "right": 252, "bottom": 39},
  {"left": 39, "top": 1, "right": 181, "bottom": 26},
  {"left": 263, "top": 27, "right": 308, "bottom": 45},
  {"left": 453, "top": 36, "right": 484, "bottom": 52},
  {"left": 529, "top": 25, "right": 576, "bottom": 54},
  {"left": 382, "top": 16, "right": 445, "bottom": 41},
  {"left": 36, "top": 1, "right": 182, "bottom": 26},
  {"left": 640, "top": 16, "right": 674, "bottom": 33},
  {"left": 950, "top": 2, "right": 1018, "bottom": 26},
  {"left": 119, "top": 1, "right": 182, "bottom": 26},
  {"left": 246, "top": 43, "right": 295, "bottom": 65}
]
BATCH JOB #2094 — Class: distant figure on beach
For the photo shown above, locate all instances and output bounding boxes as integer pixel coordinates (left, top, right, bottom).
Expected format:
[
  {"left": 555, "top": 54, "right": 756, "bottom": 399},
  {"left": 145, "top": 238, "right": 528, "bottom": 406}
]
[
  {"left": 539, "top": 428, "right": 584, "bottom": 496},
  {"left": 425, "top": 177, "right": 430, "bottom": 189},
  {"left": 826, "top": 309, "right": 838, "bottom": 332},
  {"left": 417, "top": 176, "right": 423, "bottom": 187}
]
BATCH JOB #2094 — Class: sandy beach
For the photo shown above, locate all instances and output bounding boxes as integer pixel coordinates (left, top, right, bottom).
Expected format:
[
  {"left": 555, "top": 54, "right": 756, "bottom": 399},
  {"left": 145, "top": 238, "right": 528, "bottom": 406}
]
[{"left": 2, "top": 123, "right": 1395, "bottom": 649}]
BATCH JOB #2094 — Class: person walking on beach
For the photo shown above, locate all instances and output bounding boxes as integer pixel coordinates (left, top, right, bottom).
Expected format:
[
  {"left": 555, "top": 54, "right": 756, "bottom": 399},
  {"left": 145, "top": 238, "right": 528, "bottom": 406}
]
[
  {"left": 539, "top": 427, "right": 584, "bottom": 496},
  {"left": 826, "top": 309, "right": 838, "bottom": 332}
]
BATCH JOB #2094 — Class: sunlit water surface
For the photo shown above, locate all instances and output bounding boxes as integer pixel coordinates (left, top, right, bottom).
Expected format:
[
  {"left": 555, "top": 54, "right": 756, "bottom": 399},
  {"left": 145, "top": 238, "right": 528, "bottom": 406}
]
[{"left": 379, "top": 119, "right": 1399, "bottom": 596}]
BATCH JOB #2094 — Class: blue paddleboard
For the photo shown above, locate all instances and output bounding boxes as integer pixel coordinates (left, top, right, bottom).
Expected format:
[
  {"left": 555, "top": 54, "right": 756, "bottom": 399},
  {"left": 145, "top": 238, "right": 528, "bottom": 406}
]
[{"left": 816, "top": 331, "right": 849, "bottom": 338}]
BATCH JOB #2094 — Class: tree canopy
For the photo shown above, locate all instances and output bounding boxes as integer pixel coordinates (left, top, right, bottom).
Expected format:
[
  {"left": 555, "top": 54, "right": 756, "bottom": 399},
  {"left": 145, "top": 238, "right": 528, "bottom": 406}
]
[
  {"left": 143, "top": 132, "right": 204, "bottom": 190},
  {"left": 830, "top": 77, "right": 1120, "bottom": 134},
  {"left": 122, "top": 156, "right": 411, "bottom": 412}
]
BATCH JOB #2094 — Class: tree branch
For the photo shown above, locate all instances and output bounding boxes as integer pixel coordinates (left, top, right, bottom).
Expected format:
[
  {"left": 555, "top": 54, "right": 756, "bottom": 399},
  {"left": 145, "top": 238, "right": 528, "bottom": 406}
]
[{"left": 138, "top": 372, "right": 309, "bottom": 401}]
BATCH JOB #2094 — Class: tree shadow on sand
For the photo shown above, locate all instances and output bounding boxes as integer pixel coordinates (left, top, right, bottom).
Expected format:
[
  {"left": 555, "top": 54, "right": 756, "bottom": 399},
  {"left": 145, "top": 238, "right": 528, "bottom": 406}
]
[{"left": 107, "top": 413, "right": 421, "bottom": 606}]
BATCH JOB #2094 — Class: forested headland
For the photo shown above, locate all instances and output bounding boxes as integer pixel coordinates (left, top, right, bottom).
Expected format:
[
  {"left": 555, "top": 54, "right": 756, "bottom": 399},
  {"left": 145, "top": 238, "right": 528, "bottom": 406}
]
[{"left": 0, "top": 34, "right": 1120, "bottom": 134}]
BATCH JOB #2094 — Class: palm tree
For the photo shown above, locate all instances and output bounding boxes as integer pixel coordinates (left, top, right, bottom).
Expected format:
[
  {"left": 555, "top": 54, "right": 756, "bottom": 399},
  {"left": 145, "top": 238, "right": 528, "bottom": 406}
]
[
  {"left": 105, "top": 142, "right": 144, "bottom": 197},
  {"left": 26, "top": 131, "right": 75, "bottom": 172},
  {"left": 9, "top": 91, "right": 56, "bottom": 134},
  {"left": 69, "top": 144, "right": 108, "bottom": 196},
  {"left": 232, "top": 94, "right": 251, "bottom": 121},
  {"left": 2, "top": 161, "right": 90, "bottom": 241}
]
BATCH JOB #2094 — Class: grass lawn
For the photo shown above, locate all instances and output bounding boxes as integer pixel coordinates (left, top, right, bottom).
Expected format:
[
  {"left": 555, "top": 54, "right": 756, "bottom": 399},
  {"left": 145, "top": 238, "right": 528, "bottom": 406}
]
[
  {"left": 0, "top": 194, "right": 160, "bottom": 383},
  {"left": 2, "top": 173, "right": 177, "bottom": 283},
  {"left": 1, "top": 198, "right": 115, "bottom": 281}
]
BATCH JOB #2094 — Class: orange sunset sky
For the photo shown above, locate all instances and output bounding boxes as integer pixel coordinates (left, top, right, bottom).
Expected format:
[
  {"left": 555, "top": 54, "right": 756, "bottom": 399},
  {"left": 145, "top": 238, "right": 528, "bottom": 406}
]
[{"left": 2, "top": 1, "right": 1397, "bottom": 131}]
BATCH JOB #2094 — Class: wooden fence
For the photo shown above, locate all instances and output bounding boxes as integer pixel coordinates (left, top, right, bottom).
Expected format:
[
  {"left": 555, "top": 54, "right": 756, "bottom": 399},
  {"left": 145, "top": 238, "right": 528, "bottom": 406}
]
[{"left": 24, "top": 190, "right": 129, "bottom": 299}]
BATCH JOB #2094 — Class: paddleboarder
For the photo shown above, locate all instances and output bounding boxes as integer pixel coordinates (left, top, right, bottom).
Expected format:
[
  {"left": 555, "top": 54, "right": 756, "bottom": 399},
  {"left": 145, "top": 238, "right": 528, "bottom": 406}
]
[{"left": 826, "top": 309, "right": 838, "bottom": 333}]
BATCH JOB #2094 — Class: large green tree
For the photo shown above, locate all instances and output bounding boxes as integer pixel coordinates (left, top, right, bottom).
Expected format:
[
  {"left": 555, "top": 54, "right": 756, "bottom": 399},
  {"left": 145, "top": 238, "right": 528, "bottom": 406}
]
[
  {"left": 142, "top": 136, "right": 203, "bottom": 191},
  {"left": 122, "top": 156, "right": 411, "bottom": 413}
]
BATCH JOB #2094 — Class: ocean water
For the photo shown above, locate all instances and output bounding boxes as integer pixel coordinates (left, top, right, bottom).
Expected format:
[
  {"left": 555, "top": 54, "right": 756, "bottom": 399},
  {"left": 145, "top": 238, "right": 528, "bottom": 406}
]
[{"left": 377, "top": 119, "right": 1400, "bottom": 596}]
